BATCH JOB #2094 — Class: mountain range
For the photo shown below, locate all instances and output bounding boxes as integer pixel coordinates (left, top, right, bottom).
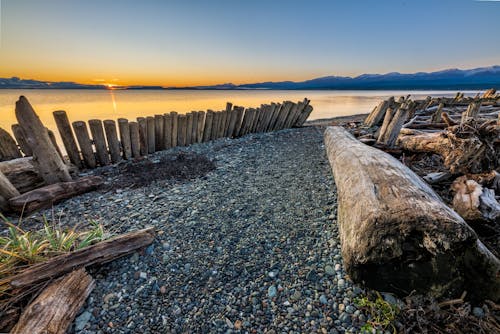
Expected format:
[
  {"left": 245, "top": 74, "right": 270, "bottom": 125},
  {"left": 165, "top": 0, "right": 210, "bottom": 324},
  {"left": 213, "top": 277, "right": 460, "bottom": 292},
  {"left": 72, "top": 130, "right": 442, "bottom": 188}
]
[{"left": 1, "top": 66, "right": 500, "bottom": 90}]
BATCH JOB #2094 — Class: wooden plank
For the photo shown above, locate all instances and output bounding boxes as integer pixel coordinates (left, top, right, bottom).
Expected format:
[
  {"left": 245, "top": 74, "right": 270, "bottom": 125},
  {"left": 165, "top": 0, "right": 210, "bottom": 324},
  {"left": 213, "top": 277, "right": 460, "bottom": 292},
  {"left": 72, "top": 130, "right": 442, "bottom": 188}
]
[
  {"left": 53, "top": 110, "right": 82, "bottom": 168},
  {"left": 117, "top": 118, "right": 132, "bottom": 160},
  {"left": 233, "top": 106, "right": 245, "bottom": 137},
  {"left": 202, "top": 111, "right": 213, "bottom": 142},
  {"left": 226, "top": 107, "right": 237, "bottom": 137},
  {"left": 170, "top": 112, "right": 178, "bottom": 147},
  {"left": 217, "top": 110, "right": 226, "bottom": 138},
  {"left": 0, "top": 170, "right": 20, "bottom": 200},
  {"left": 129, "top": 121, "right": 141, "bottom": 158},
  {"left": 162, "top": 114, "right": 172, "bottom": 149},
  {"left": 0, "top": 127, "right": 22, "bottom": 161},
  {"left": 177, "top": 114, "right": 187, "bottom": 146},
  {"left": 15, "top": 97, "right": 71, "bottom": 183},
  {"left": 185, "top": 112, "right": 193, "bottom": 145},
  {"left": 263, "top": 104, "right": 277, "bottom": 132},
  {"left": 237, "top": 108, "right": 251, "bottom": 137},
  {"left": 268, "top": 103, "right": 282, "bottom": 131},
  {"left": 276, "top": 101, "right": 293, "bottom": 130},
  {"left": 146, "top": 116, "right": 155, "bottom": 153},
  {"left": 88, "top": 119, "right": 110, "bottom": 166},
  {"left": 191, "top": 111, "right": 198, "bottom": 144},
  {"left": 7, "top": 227, "right": 155, "bottom": 288},
  {"left": 137, "top": 117, "right": 148, "bottom": 156},
  {"left": 196, "top": 111, "right": 205, "bottom": 143},
  {"left": 103, "top": 120, "right": 122, "bottom": 163},
  {"left": 295, "top": 104, "right": 314, "bottom": 127},
  {"left": 72, "top": 121, "right": 96, "bottom": 169},
  {"left": 11, "top": 269, "right": 95, "bottom": 334},
  {"left": 11, "top": 124, "right": 32, "bottom": 156},
  {"left": 210, "top": 111, "right": 220, "bottom": 140},
  {"left": 154, "top": 115, "right": 164, "bottom": 151}
]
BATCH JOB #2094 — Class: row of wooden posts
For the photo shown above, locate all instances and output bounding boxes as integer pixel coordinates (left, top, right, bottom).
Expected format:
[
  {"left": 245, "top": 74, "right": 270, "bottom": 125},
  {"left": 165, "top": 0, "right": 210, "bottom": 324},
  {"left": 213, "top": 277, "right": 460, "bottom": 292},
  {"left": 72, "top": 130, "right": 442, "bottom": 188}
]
[{"left": 1, "top": 98, "right": 313, "bottom": 170}]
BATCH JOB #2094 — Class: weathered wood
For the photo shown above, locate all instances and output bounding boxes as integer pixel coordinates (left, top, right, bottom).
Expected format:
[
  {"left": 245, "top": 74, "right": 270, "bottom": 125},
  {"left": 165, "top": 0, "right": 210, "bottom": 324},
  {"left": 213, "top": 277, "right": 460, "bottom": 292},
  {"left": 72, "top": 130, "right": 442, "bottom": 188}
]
[
  {"left": 72, "top": 121, "right": 96, "bottom": 169},
  {"left": 8, "top": 176, "right": 103, "bottom": 213},
  {"left": 238, "top": 108, "right": 252, "bottom": 136},
  {"left": 379, "top": 107, "right": 410, "bottom": 147},
  {"left": 431, "top": 103, "right": 444, "bottom": 123},
  {"left": 117, "top": 118, "right": 132, "bottom": 160},
  {"left": 137, "top": 117, "right": 148, "bottom": 155},
  {"left": 275, "top": 102, "right": 293, "bottom": 130},
  {"left": 154, "top": 115, "right": 164, "bottom": 151},
  {"left": 103, "top": 120, "right": 122, "bottom": 164},
  {"left": 232, "top": 107, "right": 245, "bottom": 137},
  {"left": 177, "top": 114, "right": 187, "bottom": 146},
  {"left": 291, "top": 99, "right": 309, "bottom": 127},
  {"left": 196, "top": 111, "right": 205, "bottom": 143},
  {"left": 129, "top": 121, "right": 141, "bottom": 158},
  {"left": 226, "top": 107, "right": 238, "bottom": 137},
  {"left": 224, "top": 102, "right": 233, "bottom": 132},
  {"left": 202, "top": 111, "right": 214, "bottom": 142},
  {"left": 376, "top": 107, "right": 396, "bottom": 144},
  {"left": 88, "top": 119, "right": 110, "bottom": 166},
  {"left": 0, "top": 157, "right": 44, "bottom": 193},
  {"left": 162, "top": 114, "right": 172, "bottom": 149},
  {"left": 324, "top": 126, "right": 500, "bottom": 301},
  {"left": 283, "top": 103, "right": 298, "bottom": 129},
  {"left": 8, "top": 227, "right": 155, "bottom": 288},
  {"left": 47, "top": 129, "right": 64, "bottom": 160},
  {"left": 452, "top": 177, "right": 500, "bottom": 222},
  {"left": 0, "top": 127, "right": 22, "bottom": 161},
  {"left": 185, "top": 112, "right": 193, "bottom": 145},
  {"left": 11, "top": 269, "right": 94, "bottom": 334},
  {"left": 295, "top": 104, "right": 313, "bottom": 127},
  {"left": 461, "top": 101, "right": 482, "bottom": 124},
  {"left": 0, "top": 195, "right": 8, "bottom": 212},
  {"left": 11, "top": 124, "right": 32, "bottom": 156},
  {"left": 364, "top": 97, "right": 394, "bottom": 127},
  {"left": 15, "top": 97, "right": 71, "bottom": 183},
  {"left": 261, "top": 104, "right": 274, "bottom": 132},
  {"left": 268, "top": 103, "right": 282, "bottom": 131},
  {"left": 0, "top": 170, "right": 20, "bottom": 200},
  {"left": 251, "top": 107, "right": 263, "bottom": 133},
  {"left": 211, "top": 111, "right": 221, "bottom": 140},
  {"left": 53, "top": 110, "right": 82, "bottom": 168},
  {"left": 191, "top": 111, "right": 199, "bottom": 144},
  {"left": 170, "top": 112, "right": 178, "bottom": 147},
  {"left": 219, "top": 110, "right": 229, "bottom": 138},
  {"left": 146, "top": 116, "right": 155, "bottom": 153}
]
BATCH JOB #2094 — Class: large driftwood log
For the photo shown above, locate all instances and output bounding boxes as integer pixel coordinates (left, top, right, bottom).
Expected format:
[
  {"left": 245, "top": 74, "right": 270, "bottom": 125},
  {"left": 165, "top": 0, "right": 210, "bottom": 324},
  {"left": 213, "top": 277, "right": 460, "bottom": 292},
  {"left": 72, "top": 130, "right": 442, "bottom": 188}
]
[
  {"left": 11, "top": 269, "right": 94, "bottom": 334},
  {"left": 7, "top": 227, "right": 155, "bottom": 288},
  {"left": 15, "top": 97, "right": 71, "bottom": 183},
  {"left": 0, "top": 157, "right": 44, "bottom": 193},
  {"left": 8, "top": 176, "right": 103, "bottom": 213},
  {"left": 324, "top": 126, "right": 500, "bottom": 301}
]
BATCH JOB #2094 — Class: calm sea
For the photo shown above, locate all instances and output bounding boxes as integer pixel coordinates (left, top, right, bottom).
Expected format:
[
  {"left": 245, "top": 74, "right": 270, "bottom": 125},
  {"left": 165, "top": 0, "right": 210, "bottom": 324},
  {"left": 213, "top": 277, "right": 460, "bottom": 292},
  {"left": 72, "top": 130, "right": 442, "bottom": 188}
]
[{"left": 0, "top": 89, "right": 478, "bottom": 148}]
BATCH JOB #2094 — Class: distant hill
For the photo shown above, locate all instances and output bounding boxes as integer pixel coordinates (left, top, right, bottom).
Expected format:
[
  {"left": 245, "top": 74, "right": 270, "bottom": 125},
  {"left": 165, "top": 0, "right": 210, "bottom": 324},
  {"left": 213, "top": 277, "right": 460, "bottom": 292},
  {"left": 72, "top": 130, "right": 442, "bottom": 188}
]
[{"left": 2, "top": 66, "right": 500, "bottom": 90}]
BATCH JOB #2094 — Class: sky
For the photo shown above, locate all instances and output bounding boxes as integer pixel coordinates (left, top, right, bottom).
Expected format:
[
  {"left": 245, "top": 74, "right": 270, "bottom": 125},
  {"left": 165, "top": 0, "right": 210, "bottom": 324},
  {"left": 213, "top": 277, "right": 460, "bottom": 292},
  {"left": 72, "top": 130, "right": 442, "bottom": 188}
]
[{"left": 0, "top": 0, "right": 499, "bottom": 87}]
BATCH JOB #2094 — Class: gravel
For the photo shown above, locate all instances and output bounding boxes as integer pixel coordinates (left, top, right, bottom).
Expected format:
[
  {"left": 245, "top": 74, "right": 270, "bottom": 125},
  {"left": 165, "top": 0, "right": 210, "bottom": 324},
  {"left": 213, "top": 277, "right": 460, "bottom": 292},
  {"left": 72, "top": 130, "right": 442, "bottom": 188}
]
[{"left": 24, "top": 126, "right": 367, "bottom": 333}]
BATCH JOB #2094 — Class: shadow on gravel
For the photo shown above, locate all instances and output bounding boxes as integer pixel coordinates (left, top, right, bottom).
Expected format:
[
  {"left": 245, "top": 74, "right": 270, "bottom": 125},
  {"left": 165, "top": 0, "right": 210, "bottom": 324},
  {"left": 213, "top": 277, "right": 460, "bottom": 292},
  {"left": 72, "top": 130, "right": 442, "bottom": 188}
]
[{"left": 96, "top": 152, "right": 216, "bottom": 191}]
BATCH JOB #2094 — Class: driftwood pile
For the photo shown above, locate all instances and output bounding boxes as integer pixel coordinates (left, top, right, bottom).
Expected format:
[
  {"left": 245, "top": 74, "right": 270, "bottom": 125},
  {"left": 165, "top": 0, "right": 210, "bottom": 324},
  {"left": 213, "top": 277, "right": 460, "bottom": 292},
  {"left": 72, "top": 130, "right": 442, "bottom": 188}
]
[{"left": 1, "top": 227, "right": 155, "bottom": 333}]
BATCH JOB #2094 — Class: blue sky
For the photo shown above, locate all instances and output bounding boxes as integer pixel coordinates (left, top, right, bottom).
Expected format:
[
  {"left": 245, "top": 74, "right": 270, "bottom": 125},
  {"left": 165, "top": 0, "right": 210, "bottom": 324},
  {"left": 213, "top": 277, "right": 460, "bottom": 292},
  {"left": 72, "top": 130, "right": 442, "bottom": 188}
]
[{"left": 0, "top": 0, "right": 499, "bottom": 85}]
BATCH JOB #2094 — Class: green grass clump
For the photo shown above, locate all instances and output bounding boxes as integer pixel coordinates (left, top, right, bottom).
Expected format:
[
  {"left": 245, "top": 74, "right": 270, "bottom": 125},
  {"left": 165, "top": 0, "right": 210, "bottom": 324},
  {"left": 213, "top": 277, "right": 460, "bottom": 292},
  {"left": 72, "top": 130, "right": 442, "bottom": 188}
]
[{"left": 355, "top": 291, "right": 400, "bottom": 334}]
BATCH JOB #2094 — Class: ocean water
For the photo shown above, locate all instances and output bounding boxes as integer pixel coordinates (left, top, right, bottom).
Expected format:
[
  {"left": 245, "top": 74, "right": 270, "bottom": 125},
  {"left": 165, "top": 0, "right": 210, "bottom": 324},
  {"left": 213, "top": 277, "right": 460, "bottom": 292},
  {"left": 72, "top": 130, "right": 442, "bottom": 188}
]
[{"left": 0, "top": 89, "right": 478, "bottom": 148}]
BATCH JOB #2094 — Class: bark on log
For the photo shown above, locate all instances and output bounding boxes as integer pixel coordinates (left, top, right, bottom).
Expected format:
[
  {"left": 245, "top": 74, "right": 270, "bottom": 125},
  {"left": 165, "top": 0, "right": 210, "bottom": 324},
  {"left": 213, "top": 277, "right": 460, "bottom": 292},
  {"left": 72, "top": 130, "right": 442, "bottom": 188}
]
[
  {"left": 11, "top": 124, "right": 32, "bottom": 156},
  {"left": 146, "top": 116, "right": 155, "bottom": 153},
  {"left": 103, "top": 120, "right": 122, "bottom": 164},
  {"left": 11, "top": 269, "right": 94, "bottom": 334},
  {"left": 117, "top": 118, "right": 132, "bottom": 160},
  {"left": 0, "top": 127, "right": 22, "bottom": 161},
  {"left": 88, "top": 119, "right": 110, "bottom": 166},
  {"left": 72, "top": 121, "right": 96, "bottom": 169},
  {"left": 15, "top": 97, "right": 71, "bottom": 183},
  {"left": 324, "top": 126, "right": 500, "bottom": 301},
  {"left": 129, "top": 121, "right": 141, "bottom": 159},
  {"left": 8, "top": 176, "right": 103, "bottom": 213},
  {"left": 137, "top": 117, "right": 148, "bottom": 156},
  {"left": 7, "top": 227, "right": 155, "bottom": 288},
  {"left": 53, "top": 110, "right": 82, "bottom": 168}
]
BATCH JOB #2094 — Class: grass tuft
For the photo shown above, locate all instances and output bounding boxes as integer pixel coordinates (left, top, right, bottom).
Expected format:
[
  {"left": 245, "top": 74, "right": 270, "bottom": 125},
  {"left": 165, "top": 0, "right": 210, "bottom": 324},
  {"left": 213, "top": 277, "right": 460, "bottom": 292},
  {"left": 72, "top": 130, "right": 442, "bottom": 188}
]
[{"left": 355, "top": 291, "right": 400, "bottom": 334}]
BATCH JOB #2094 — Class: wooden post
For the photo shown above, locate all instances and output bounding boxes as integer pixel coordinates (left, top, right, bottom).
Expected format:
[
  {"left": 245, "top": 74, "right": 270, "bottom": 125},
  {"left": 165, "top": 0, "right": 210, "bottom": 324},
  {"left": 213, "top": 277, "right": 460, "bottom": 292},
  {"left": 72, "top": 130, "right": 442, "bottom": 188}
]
[
  {"left": 0, "top": 127, "right": 22, "bottom": 161},
  {"left": 431, "top": 103, "right": 444, "bottom": 123},
  {"left": 263, "top": 104, "right": 277, "bottom": 132},
  {"left": 103, "top": 120, "right": 122, "bottom": 164},
  {"left": 11, "top": 124, "right": 32, "bottom": 156},
  {"left": 170, "top": 111, "right": 178, "bottom": 147},
  {"left": 202, "top": 111, "right": 213, "bottom": 142},
  {"left": 185, "top": 112, "right": 193, "bottom": 145},
  {"left": 53, "top": 110, "right": 82, "bottom": 168},
  {"left": 88, "top": 119, "right": 110, "bottom": 166},
  {"left": 0, "top": 170, "right": 20, "bottom": 200},
  {"left": 232, "top": 106, "right": 245, "bottom": 137},
  {"left": 224, "top": 102, "right": 233, "bottom": 133},
  {"left": 268, "top": 103, "right": 282, "bottom": 131},
  {"left": 275, "top": 102, "right": 293, "bottom": 130},
  {"left": 376, "top": 107, "right": 395, "bottom": 144},
  {"left": 15, "top": 97, "right": 71, "bottom": 183},
  {"left": 295, "top": 104, "right": 314, "bottom": 127},
  {"left": 129, "top": 121, "right": 141, "bottom": 159},
  {"left": 47, "top": 129, "right": 64, "bottom": 160},
  {"left": 163, "top": 114, "right": 172, "bottom": 149},
  {"left": 146, "top": 116, "right": 155, "bottom": 153},
  {"left": 117, "top": 118, "right": 132, "bottom": 159},
  {"left": 364, "top": 97, "right": 394, "bottom": 127},
  {"left": 210, "top": 111, "right": 220, "bottom": 140},
  {"left": 191, "top": 111, "right": 198, "bottom": 144},
  {"left": 154, "top": 115, "right": 164, "bottom": 151},
  {"left": 226, "top": 107, "right": 237, "bottom": 137},
  {"left": 177, "top": 114, "right": 187, "bottom": 146},
  {"left": 196, "top": 111, "right": 205, "bottom": 143},
  {"left": 137, "top": 117, "right": 148, "bottom": 156},
  {"left": 72, "top": 121, "right": 96, "bottom": 169},
  {"left": 219, "top": 110, "right": 228, "bottom": 137},
  {"left": 379, "top": 107, "right": 410, "bottom": 147},
  {"left": 237, "top": 108, "right": 251, "bottom": 137}
]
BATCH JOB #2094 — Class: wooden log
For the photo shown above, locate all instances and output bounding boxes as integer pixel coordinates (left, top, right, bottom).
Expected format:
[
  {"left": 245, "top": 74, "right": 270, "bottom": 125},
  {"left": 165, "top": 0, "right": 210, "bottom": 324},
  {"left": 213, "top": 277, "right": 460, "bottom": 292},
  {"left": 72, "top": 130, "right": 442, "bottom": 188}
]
[
  {"left": 117, "top": 118, "right": 132, "bottom": 160},
  {"left": 88, "top": 119, "right": 110, "bottom": 166},
  {"left": 378, "top": 107, "right": 409, "bottom": 147},
  {"left": 8, "top": 227, "right": 155, "bottom": 288},
  {"left": 170, "top": 112, "right": 178, "bottom": 147},
  {"left": 154, "top": 115, "right": 164, "bottom": 151},
  {"left": 232, "top": 107, "right": 245, "bottom": 137},
  {"left": 8, "top": 175, "right": 103, "bottom": 213},
  {"left": 177, "top": 114, "right": 187, "bottom": 146},
  {"left": 11, "top": 124, "right": 32, "bottom": 156},
  {"left": 72, "top": 121, "right": 96, "bottom": 169},
  {"left": 53, "top": 110, "right": 82, "bottom": 168},
  {"left": 129, "top": 121, "right": 141, "bottom": 158},
  {"left": 47, "top": 129, "right": 64, "bottom": 160},
  {"left": 376, "top": 107, "right": 395, "bottom": 144},
  {"left": 0, "top": 157, "right": 44, "bottom": 193},
  {"left": 461, "top": 101, "right": 482, "bottom": 124},
  {"left": 15, "top": 97, "right": 71, "bottom": 183},
  {"left": 219, "top": 110, "right": 229, "bottom": 138},
  {"left": 0, "top": 170, "right": 20, "bottom": 200},
  {"left": 324, "top": 126, "right": 500, "bottom": 301},
  {"left": 196, "top": 111, "right": 205, "bottom": 143},
  {"left": 211, "top": 111, "right": 221, "bottom": 140},
  {"left": 268, "top": 103, "right": 282, "bottom": 131},
  {"left": 431, "top": 103, "right": 444, "bottom": 123},
  {"left": 275, "top": 102, "right": 293, "bottom": 130},
  {"left": 191, "top": 111, "right": 199, "bottom": 144},
  {"left": 364, "top": 97, "right": 394, "bottom": 127},
  {"left": 185, "top": 112, "right": 193, "bottom": 145},
  {"left": 137, "top": 117, "right": 148, "bottom": 156},
  {"left": 295, "top": 104, "right": 313, "bottom": 127},
  {"left": 11, "top": 269, "right": 94, "bottom": 334},
  {"left": 202, "top": 111, "right": 214, "bottom": 142},
  {"left": 103, "top": 120, "right": 121, "bottom": 164},
  {"left": 226, "top": 107, "right": 238, "bottom": 137},
  {"left": 146, "top": 116, "right": 155, "bottom": 153},
  {"left": 0, "top": 127, "right": 22, "bottom": 161},
  {"left": 452, "top": 177, "right": 500, "bottom": 222},
  {"left": 162, "top": 114, "right": 172, "bottom": 149}
]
